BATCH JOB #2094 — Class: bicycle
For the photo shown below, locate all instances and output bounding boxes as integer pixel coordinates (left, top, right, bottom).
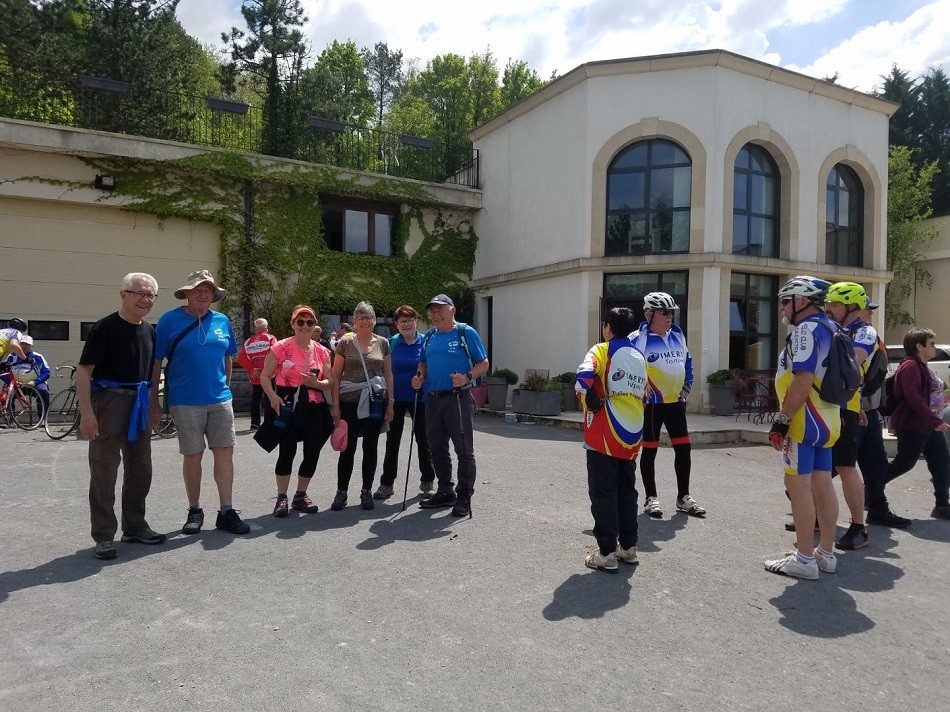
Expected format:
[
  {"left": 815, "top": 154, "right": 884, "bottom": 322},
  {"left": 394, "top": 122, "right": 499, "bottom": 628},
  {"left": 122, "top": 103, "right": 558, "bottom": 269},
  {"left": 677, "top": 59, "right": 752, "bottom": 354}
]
[
  {"left": 0, "top": 364, "right": 47, "bottom": 431},
  {"left": 45, "top": 364, "right": 80, "bottom": 440},
  {"left": 153, "top": 372, "right": 177, "bottom": 439}
]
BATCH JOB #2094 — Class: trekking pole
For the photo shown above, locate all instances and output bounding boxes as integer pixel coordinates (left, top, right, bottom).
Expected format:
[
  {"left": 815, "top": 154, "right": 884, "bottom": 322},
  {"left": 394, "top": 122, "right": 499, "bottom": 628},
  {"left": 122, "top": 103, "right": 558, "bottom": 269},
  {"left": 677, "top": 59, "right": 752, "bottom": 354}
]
[
  {"left": 454, "top": 380, "right": 473, "bottom": 519},
  {"left": 401, "top": 387, "right": 419, "bottom": 512}
]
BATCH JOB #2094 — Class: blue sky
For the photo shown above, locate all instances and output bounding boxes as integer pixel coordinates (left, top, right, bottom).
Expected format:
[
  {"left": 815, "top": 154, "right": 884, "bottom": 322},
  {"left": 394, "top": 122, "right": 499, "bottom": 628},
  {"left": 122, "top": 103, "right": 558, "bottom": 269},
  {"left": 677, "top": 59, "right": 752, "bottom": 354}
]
[{"left": 177, "top": 0, "right": 950, "bottom": 93}]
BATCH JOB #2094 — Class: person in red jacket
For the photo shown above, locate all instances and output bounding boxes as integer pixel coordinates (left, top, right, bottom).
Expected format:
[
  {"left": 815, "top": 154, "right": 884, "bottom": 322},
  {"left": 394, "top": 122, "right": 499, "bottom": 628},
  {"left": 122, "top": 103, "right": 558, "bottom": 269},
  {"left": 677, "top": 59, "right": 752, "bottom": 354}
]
[
  {"left": 237, "top": 318, "right": 277, "bottom": 429},
  {"left": 887, "top": 327, "right": 950, "bottom": 520}
]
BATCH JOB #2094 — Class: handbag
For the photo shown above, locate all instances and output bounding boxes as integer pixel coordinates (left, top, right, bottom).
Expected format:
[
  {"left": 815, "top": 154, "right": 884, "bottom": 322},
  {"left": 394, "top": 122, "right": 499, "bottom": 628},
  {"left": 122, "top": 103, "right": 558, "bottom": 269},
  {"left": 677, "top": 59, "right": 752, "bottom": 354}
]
[{"left": 355, "top": 339, "right": 387, "bottom": 421}]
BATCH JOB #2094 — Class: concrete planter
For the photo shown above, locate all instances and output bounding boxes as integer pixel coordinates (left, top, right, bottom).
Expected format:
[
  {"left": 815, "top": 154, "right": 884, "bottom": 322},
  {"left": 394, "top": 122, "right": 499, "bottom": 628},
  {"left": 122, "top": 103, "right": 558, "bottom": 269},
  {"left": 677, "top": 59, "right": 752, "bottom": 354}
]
[
  {"left": 471, "top": 384, "right": 489, "bottom": 409},
  {"left": 511, "top": 389, "right": 562, "bottom": 416},
  {"left": 708, "top": 382, "right": 735, "bottom": 416},
  {"left": 486, "top": 377, "right": 510, "bottom": 410},
  {"left": 561, "top": 384, "right": 579, "bottom": 411}
]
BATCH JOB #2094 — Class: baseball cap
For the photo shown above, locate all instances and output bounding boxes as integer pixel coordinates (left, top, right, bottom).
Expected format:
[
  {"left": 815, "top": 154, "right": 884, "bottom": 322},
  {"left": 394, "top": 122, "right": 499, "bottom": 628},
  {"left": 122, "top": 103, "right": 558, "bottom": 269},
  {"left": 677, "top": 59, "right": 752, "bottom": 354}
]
[
  {"left": 426, "top": 294, "right": 454, "bottom": 308},
  {"left": 291, "top": 306, "right": 316, "bottom": 322}
]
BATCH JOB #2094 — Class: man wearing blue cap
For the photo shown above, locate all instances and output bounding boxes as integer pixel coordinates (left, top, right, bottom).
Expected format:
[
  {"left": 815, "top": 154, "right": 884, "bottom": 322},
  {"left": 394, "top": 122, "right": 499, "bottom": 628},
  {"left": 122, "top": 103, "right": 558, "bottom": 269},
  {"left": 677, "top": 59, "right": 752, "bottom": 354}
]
[{"left": 411, "top": 294, "right": 489, "bottom": 517}]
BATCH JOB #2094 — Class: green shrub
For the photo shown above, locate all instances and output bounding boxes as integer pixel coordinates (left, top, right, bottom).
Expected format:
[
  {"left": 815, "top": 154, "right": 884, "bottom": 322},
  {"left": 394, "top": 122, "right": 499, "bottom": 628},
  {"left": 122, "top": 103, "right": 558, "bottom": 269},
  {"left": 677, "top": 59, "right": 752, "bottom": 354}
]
[
  {"left": 553, "top": 371, "right": 576, "bottom": 384},
  {"left": 520, "top": 373, "right": 549, "bottom": 391},
  {"left": 706, "top": 369, "right": 733, "bottom": 385},
  {"left": 491, "top": 368, "right": 519, "bottom": 385}
]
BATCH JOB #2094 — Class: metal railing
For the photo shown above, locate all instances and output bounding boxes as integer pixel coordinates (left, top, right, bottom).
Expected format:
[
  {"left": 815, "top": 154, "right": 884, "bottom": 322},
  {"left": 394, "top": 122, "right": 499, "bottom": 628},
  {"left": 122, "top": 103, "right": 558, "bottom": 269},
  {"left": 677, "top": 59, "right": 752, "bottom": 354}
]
[{"left": 0, "top": 77, "right": 479, "bottom": 189}]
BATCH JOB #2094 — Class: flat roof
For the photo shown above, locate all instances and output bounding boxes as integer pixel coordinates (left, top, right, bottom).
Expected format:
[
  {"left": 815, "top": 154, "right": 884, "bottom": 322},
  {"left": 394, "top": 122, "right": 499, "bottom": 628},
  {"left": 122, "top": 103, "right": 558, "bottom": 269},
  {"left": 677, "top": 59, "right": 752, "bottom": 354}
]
[{"left": 470, "top": 49, "right": 899, "bottom": 141}]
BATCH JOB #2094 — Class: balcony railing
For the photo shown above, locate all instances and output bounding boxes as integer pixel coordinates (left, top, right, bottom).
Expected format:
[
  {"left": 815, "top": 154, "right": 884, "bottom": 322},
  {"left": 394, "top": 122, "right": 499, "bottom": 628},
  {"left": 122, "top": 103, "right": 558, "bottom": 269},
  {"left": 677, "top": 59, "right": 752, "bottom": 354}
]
[{"left": 0, "top": 77, "right": 479, "bottom": 189}]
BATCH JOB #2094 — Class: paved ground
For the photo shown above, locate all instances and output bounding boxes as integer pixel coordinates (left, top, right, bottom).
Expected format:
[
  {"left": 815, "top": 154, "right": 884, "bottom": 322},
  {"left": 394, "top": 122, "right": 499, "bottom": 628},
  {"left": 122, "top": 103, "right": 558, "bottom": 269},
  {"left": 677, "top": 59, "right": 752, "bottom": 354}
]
[{"left": 1, "top": 415, "right": 948, "bottom": 711}]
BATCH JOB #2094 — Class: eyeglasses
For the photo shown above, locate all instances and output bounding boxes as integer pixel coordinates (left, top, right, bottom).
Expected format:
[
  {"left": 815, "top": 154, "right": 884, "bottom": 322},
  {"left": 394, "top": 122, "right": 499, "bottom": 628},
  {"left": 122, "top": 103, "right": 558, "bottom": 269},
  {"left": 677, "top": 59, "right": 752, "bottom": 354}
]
[
  {"left": 124, "top": 290, "right": 157, "bottom": 301},
  {"left": 356, "top": 315, "right": 375, "bottom": 322},
  {"left": 191, "top": 288, "right": 214, "bottom": 296},
  {"left": 295, "top": 319, "right": 316, "bottom": 327},
  {"left": 780, "top": 298, "right": 794, "bottom": 306},
  {"left": 396, "top": 318, "right": 417, "bottom": 325},
  {"left": 657, "top": 309, "right": 673, "bottom": 317}
]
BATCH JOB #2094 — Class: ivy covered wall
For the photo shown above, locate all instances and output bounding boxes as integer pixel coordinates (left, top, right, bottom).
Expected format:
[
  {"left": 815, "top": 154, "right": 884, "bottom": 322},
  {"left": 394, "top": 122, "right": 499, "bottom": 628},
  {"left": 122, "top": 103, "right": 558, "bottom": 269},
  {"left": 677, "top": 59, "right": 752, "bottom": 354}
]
[{"left": 84, "top": 151, "right": 478, "bottom": 337}]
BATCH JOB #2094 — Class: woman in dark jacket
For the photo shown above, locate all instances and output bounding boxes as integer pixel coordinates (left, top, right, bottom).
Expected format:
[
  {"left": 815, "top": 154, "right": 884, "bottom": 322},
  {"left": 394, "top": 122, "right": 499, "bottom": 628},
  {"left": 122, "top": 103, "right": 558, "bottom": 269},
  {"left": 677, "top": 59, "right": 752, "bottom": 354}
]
[{"left": 887, "top": 327, "right": 950, "bottom": 519}]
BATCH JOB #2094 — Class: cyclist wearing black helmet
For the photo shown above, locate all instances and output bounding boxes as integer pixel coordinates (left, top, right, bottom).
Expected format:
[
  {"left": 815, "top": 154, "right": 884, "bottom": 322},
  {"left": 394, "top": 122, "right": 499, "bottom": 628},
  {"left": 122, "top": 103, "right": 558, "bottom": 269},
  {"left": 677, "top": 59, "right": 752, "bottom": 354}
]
[{"left": 0, "top": 317, "right": 31, "bottom": 366}]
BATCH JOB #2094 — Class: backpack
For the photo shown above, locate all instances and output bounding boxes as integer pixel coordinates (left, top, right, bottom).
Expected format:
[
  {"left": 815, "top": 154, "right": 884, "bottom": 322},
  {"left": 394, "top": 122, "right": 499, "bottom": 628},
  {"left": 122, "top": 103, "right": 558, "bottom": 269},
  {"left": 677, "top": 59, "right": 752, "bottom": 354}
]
[
  {"left": 879, "top": 372, "right": 898, "bottom": 417},
  {"left": 846, "top": 322, "right": 888, "bottom": 397},
  {"left": 421, "top": 322, "right": 482, "bottom": 386},
  {"left": 812, "top": 320, "right": 862, "bottom": 405}
]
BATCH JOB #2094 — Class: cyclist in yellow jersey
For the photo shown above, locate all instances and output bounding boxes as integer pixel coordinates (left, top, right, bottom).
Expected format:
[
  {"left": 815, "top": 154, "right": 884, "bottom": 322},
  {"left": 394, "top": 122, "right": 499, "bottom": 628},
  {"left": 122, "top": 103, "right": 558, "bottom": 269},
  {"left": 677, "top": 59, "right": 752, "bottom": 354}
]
[
  {"left": 765, "top": 276, "right": 841, "bottom": 580},
  {"left": 0, "top": 317, "right": 29, "bottom": 362}
]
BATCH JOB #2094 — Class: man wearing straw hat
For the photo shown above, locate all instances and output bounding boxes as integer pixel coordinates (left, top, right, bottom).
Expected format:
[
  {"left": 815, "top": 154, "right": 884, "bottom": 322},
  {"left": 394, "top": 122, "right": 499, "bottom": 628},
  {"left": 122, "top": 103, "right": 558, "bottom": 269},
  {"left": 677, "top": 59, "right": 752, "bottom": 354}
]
[{"left": 151, "top": 269, "right": 249, "bottom": 536}]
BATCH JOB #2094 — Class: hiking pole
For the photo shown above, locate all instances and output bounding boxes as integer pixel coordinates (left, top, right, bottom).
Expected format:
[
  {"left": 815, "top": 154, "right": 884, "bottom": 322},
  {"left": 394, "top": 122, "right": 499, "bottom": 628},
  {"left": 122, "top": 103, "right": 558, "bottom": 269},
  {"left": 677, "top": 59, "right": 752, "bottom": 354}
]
[
  {"left": 454, "top": 382, "right": 473, "bottom": 519},
  {"left": 401, "top": 387, "right": 419, "bottom": 512}
]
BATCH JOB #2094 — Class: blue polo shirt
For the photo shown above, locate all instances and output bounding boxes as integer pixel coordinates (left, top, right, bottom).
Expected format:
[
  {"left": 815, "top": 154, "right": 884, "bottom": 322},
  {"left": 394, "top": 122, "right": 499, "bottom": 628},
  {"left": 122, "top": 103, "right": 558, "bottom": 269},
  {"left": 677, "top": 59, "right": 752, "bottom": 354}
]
[
  {"left": 390, "top": 333, "right": 428, "bottom": 403},
  {"left": 155, "top": 307, "right": 238, "bottom": 406},
  {"left": 421, "top": 323, "right": 487, "bottom": 392}
]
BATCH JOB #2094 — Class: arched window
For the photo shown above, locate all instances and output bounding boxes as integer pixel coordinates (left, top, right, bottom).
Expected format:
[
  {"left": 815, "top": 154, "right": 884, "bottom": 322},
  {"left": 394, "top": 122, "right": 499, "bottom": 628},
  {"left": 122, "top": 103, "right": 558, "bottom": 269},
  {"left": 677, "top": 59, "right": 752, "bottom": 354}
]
[
  {"left": 606, "top": 139, "right": 691, "bottom": 256},
  {"left": 733, "top": 145, "right": 779, "bottom": 257},
  {"left": 826, "top": 164, "right": 863, "bottom": 266}
]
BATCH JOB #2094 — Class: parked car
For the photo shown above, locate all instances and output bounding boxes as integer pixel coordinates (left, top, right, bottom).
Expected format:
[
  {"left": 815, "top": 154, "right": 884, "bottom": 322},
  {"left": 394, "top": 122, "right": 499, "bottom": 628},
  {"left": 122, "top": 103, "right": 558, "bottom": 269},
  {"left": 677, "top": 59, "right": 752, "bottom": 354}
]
[{"left": 885, "top": 344, "right": 950, "bottom": 386}]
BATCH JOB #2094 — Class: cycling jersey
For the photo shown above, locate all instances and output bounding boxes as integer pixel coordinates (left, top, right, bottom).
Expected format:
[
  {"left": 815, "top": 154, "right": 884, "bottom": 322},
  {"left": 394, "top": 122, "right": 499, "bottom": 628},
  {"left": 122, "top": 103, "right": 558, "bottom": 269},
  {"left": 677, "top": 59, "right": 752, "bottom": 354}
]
[
  {"left": 775, "top": 313, "right": 841, "bottom": 448},
  {"left": 629, "top": 322, "right": 693, "bottom": 404}
]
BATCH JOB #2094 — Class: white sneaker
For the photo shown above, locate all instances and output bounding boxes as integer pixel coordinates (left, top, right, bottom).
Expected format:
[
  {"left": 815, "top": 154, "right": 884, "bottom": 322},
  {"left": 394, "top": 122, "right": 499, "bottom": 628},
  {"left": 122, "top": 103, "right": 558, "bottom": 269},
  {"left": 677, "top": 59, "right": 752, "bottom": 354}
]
[
  {"left": 813, "top": 547, "right": 837, "bottom": 573},
  {"left": 616, "top": 545, "right": 638, "bottom": 564},
  {"left": 644, "top": 496, "right": 663, "bottom": 518},
  {"left": 764, "top": 552, "right": 819, "bottom": 580},
  {"left": 585, "top": 550, "right": 619, "bottom": 573},
  {"left": 676, "top": 495, "right": 707, "bottom": 517}
]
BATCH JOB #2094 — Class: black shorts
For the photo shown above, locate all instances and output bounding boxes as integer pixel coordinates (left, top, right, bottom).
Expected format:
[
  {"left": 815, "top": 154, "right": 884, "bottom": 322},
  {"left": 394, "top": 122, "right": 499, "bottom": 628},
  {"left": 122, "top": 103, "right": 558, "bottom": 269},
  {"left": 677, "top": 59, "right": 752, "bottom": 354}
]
[{"left": 832, "top": 410, "right": 860, "bottom": 468}]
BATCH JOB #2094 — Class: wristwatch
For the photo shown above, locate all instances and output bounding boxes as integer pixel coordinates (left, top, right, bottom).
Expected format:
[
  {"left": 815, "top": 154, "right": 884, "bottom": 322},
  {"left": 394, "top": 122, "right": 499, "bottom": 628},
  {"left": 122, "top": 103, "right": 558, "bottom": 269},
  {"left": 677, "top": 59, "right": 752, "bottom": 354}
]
[
  {"left": 777, "top": 412, "right": 790, "bottom": 425},
  {"left": 465, "top": 371, "right": 473, "bottom": 380}
]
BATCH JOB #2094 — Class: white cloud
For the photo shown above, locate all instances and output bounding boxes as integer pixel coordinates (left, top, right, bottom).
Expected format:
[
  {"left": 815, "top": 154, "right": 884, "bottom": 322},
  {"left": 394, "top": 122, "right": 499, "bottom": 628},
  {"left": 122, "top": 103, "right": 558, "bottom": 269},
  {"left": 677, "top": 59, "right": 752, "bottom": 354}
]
[
  {"left": 789, "top": 1, "right": 950, "bottom": 91},
  {"left": 175, "top": 0, "right": 945, "bottom": 92}
]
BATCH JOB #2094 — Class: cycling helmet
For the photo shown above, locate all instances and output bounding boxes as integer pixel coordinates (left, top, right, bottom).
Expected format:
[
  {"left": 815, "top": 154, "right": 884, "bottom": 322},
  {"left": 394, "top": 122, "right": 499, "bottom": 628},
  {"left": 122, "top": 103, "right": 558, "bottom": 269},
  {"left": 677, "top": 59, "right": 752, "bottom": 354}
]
[
  {"left": 8, "top": 317, "right": 27, "bottom": 332},
  {"left": 825, "top": 281, "right": 869, "bottom": 310},
  {"left": 643, "top": 292, "right": 679, "bottom": 311},
  {"left": 777, "top": 276, "right": 829, "bottom": 301}
]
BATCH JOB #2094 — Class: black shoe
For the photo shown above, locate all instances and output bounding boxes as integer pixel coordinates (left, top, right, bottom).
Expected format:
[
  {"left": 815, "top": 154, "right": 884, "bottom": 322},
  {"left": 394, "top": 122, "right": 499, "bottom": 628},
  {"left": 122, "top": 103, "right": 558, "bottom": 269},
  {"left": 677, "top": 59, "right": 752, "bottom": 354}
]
[
  {"left": 784, "top": 519, "right": 820, "bottom": 533},
  {"left": 451, "top": 495, "right": 472, "bottom": 518},
  {"left": 182, "top": 507, "right": 204, "bottom": 535},
  {"left": 121, "top": 527, "right": 167, "bottom": 545},
  {"left": 932, "top": 505, "right": 950, "bottom": 520},
  {"left": 215, "top": 509, "right": 250, "bottom": 535},
  {"left": 867, "top": 508, "right": 912, "bottom": 529},
  {"left": 419, "top": 489, "right": 457, "bottom": 508},
  {"left": 835, "top": 522, "right": 869, "bottom": 550}
]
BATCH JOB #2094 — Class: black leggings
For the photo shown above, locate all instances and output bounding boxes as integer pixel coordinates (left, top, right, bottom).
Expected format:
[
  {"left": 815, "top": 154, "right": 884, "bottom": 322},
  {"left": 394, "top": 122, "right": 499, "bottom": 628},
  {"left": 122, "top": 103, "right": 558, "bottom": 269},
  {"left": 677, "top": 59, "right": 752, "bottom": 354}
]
[
  {"left": 337, "top": 401, "right": 384, "bottom": 491},
  {"left": 274, "top": 402, "right": 331, "bottom": 478},
  {"left": 640, "top": 401, "right": 692, "bottom": 500}
]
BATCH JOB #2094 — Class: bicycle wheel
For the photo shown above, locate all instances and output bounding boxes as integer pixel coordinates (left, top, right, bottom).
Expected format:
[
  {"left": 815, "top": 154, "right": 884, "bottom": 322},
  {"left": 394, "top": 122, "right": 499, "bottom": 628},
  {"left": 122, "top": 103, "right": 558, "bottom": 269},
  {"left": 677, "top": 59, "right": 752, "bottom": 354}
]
[
  {"left": 45, "top": 388, "right": 80, "bottom": 440},
  {"left": 156, "top": 412, "right": 177, "bottom": 439},
  {"left": 11, "top": 384, "right": 46, "bottom": 430}
]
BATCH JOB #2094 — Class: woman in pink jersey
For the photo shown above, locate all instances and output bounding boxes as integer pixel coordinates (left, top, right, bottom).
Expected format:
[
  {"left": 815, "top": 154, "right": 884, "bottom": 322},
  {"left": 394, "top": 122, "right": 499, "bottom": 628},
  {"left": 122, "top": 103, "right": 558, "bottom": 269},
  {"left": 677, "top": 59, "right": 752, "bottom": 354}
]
[{"left": 259, "top": 305, "right": 333, "bottom": 517}]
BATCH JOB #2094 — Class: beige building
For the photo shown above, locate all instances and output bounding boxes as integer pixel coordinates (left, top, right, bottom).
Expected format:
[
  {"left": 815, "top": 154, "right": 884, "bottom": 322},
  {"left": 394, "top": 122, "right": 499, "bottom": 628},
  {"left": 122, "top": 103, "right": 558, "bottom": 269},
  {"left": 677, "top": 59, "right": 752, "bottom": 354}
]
[
  {"left": 883, "top": 214, "right": 950, "bottom": 346},
  {"left": 469, "top": 50, "right": 897, "bottom": 411},
  {"left": 0, "top": 119, "right": 480, "bottom": 370}
]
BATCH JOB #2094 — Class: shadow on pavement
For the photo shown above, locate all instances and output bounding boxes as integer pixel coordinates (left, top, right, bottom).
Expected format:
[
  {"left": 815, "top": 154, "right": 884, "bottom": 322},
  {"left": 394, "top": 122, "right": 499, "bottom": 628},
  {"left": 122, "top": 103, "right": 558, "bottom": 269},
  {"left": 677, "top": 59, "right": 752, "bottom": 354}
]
[
  {"left": 632, "top": 512, "right": 690, "bottom": 553},
  {"left": 542, "top": 564, "right": 638, "bottom": 620},
  {"left": 768, "top": 582, "right": 874, "bottom": 638},
  {"left": 0, "top": 535, "right": 195, "bottom": 605},
  {"left": 474, "top": 417, "right": 582, "bottom": 443},
  {"left": 356, "top": 505, "right": 464, "bottom": 550},
  {"left": 901, "top": 517, "right": 950, "bottom": 544}
]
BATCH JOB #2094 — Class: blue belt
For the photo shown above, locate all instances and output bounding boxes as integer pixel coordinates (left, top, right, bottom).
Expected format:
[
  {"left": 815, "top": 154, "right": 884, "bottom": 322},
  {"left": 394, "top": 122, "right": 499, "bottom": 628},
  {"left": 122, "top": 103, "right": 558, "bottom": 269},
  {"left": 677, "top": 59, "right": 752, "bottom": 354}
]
[{"left": 92, "top": 379, "right": 152, "bottom": 442}]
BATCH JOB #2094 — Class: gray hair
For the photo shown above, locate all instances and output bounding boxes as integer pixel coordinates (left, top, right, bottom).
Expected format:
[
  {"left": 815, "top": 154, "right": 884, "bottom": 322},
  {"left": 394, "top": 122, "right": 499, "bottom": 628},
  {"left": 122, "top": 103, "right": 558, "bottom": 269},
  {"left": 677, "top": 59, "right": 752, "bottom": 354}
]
[
  {"left": 254, "top": 318, "right": 268, "bottom": 330},
  {"left": 353, "top": 301, "right": 375, "bottom": 318},
  {"left": 123, "top": 272, "right": 158, "bottom": 292}
]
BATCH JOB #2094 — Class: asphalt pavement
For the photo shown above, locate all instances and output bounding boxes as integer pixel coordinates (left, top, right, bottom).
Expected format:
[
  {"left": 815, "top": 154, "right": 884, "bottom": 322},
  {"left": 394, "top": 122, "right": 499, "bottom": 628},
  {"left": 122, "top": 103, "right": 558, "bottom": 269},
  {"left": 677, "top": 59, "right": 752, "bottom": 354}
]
[{"left": 1, "top": 415, "right": 948, "bottom": 711}]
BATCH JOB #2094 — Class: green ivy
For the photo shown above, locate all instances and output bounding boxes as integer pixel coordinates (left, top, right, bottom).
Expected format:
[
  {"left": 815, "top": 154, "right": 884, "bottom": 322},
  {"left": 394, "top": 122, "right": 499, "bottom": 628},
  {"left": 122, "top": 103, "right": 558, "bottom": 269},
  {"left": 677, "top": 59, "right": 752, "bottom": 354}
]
[{"left": 66, "top": 151, "right": 477, "bottom": 337}]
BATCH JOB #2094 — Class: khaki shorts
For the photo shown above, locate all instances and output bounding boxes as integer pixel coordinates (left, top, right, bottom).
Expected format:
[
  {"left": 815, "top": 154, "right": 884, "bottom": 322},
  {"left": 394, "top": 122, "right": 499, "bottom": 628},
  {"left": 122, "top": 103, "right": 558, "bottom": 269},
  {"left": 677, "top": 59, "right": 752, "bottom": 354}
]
[{"left": 170, "top": 401, "right": 236, "bottom": 455}]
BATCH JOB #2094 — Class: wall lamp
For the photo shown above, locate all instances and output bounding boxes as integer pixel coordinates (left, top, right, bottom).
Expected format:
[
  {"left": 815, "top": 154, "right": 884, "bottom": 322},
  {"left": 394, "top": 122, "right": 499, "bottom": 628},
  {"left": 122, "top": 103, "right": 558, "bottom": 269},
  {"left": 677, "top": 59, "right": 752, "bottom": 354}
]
[{"left": 94, "top": 174, "right": 116, "bottom": 190}]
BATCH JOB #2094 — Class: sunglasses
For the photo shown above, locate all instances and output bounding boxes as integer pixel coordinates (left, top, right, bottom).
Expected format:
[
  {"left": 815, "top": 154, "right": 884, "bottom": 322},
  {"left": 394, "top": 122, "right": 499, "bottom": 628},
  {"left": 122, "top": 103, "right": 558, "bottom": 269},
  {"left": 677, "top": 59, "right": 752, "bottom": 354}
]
[
  {"left": 650, "top": 309, "right": 673, "bottom": 317},
  {"left": 295, "top": 319, "right": 316, "bottom": 327},
  {"left": 780, "top": 298, "right": 793, "bottom": 306}
]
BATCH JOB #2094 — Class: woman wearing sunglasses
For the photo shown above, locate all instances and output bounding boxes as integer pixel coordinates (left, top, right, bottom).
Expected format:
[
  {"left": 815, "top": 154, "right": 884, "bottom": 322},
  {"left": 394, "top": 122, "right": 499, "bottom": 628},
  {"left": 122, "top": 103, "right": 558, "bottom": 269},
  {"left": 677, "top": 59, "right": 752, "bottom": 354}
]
[
  {"left": 329, "top": 301, "right": 395, "bottom": 511},
  {"left": 259, "top": 305, "right": 333, "bottom": 517}
]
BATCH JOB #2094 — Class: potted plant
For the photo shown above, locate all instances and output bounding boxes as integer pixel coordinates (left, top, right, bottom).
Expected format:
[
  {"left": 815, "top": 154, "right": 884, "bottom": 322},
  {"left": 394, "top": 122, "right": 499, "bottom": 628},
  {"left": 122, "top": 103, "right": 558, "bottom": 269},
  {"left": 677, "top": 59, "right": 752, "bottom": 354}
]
[
  {"left": 487, "top": 368, "right": 518, "bottom": 410},
  {"left": 706, "top": 368, "right": 735, "bottom": 416},
  {"left": 554, "top": 371, "right": 579, "bottom": 411},
  {"left": 511, "top": 373, "right": 562, "bottom": 416}
]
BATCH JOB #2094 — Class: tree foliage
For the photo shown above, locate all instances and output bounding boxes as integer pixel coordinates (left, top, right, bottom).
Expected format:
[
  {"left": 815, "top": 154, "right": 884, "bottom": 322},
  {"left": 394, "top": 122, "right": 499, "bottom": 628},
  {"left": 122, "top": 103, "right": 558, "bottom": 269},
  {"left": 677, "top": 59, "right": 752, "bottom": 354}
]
[
  {"left": 299, "top": 40, "right": 374, "bottom": 126},
  {"left": 885, "top": 144, "right": 940, "bottom": 327},
  {"left": 501, "top": 59, "right": 545, "bottom": 109},
  {"left": 361, "top": 42, "right": 403, "bottom": 130}
]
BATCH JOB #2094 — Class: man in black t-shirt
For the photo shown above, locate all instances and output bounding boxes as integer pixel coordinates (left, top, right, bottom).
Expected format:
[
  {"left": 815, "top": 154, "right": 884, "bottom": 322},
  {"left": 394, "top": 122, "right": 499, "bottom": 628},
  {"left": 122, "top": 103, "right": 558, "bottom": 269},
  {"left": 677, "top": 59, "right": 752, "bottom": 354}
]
[{"left": 78, "top": 272, "right": 166, "bottom": 560}]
